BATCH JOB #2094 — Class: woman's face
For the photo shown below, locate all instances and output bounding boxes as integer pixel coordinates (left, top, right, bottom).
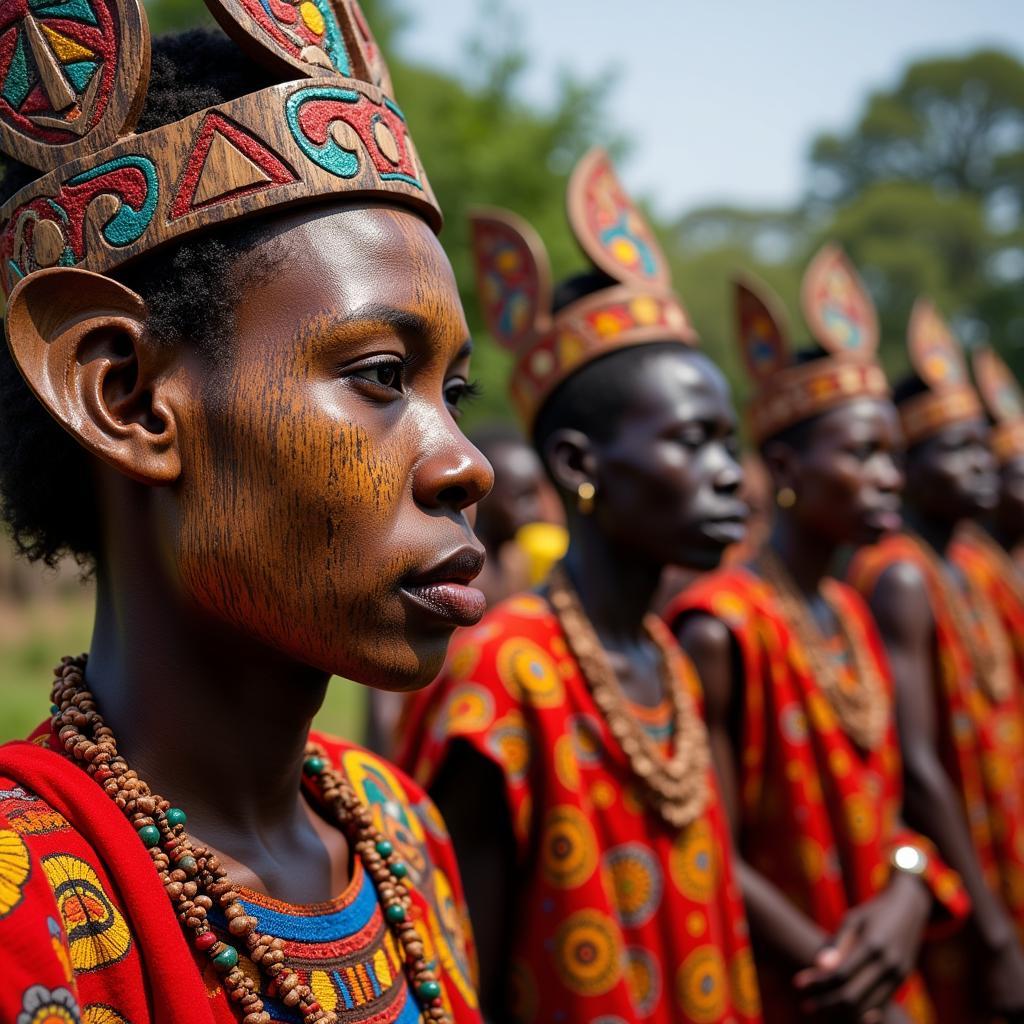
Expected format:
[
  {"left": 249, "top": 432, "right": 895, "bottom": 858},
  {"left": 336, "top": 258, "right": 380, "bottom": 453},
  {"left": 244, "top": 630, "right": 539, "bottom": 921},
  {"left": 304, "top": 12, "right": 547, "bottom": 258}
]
[
  {"left": 905, "top": 416, "right": 998, "bottom": 527},
  {"left": 166, "top": 204, "right": 493, "bottom": 690},
  {"left": 994, "top": 455, "right": 1024, "bottom": 542},
  {"left": 774, "top": 398, "right": 904, "bottom": 547},
  {"left": 590, "top": 349, "right": 747, "bottom": 571}
]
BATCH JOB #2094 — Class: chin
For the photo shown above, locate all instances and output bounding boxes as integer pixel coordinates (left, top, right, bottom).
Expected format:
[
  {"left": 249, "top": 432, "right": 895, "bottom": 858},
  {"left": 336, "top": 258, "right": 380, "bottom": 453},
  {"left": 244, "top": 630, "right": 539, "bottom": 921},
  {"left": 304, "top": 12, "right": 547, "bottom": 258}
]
[
  {"left": 672, "top": 541, "right": 730, "bottom": 573},
  {"left": 339, "top": 637, "right": 452, "bottom": 693}
]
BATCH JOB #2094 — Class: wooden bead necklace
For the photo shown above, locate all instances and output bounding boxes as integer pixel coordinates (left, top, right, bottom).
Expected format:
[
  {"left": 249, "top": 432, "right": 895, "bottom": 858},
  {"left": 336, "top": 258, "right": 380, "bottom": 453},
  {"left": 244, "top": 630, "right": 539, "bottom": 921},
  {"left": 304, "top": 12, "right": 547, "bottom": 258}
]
[
  {"left": 758, "top": 548, "right": 889, "bottom": 752},
  {"left": 905, "top": 531, "right": 1014, "bottom": 704},
  {"left": 547, "top": 567, "right": 710, "bottom": 830},
  {"left": 48, "top": 655, "right": 450, "bottom": 1024}
]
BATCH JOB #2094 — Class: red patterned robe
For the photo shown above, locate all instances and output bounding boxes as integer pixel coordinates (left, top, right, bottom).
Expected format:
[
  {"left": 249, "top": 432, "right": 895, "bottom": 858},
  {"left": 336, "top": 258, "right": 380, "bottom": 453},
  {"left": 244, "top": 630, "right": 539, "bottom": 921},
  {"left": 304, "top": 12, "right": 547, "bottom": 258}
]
[
  {"left": 399, "top": 593, "right": 762, "bottom": 1024},
  {"left": 852, "top": 533, "right": 1024, "bottom": 1020},
  {"left": 0, "top": 728, "right": 481, "bottom": 1024},
  {"left": 666, "top": 566, "right": 968, "bottom": 1024}
]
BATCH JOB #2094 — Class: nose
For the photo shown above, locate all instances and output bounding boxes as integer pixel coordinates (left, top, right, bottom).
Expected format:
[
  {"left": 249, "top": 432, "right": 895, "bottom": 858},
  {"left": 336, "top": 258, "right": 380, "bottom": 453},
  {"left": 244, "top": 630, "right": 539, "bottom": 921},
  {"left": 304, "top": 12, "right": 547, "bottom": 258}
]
[
  {"left": 712, "top": 445, "right": 743, "bottom": 494},
  {"left": 876, "top": 453, "right": 904, "bottom": 494},
  {"left": 413, "top": 427, "right": 494, "bottom": 513}
]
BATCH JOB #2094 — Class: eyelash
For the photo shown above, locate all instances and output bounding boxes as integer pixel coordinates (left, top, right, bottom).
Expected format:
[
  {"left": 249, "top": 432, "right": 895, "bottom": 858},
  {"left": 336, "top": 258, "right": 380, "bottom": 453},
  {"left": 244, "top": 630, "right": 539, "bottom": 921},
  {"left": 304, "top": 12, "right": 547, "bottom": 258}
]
[{"left": 347, "top": 358, "right": 482, "bottom": 412}]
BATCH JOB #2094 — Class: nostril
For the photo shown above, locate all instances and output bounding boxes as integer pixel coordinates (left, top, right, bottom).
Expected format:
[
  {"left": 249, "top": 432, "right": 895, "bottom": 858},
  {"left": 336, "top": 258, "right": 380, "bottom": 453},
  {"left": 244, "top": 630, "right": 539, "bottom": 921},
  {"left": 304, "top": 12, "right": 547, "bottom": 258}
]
[{"left": 438, "top": 484, "right": 469, "bottom": 509}]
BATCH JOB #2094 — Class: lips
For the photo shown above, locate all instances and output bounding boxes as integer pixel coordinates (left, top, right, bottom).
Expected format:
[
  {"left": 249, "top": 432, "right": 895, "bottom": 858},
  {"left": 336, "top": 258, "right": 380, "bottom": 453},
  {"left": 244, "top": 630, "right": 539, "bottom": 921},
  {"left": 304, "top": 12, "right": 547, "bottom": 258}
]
[
  {"left": 699, "top": 504, "right": 749, "bottom": 546},
  {"left": 401, "top": 547, "right": 487, "bottom": 627},
  {"left": 861, "top": 504, "right": 902, "bottom": 534}
]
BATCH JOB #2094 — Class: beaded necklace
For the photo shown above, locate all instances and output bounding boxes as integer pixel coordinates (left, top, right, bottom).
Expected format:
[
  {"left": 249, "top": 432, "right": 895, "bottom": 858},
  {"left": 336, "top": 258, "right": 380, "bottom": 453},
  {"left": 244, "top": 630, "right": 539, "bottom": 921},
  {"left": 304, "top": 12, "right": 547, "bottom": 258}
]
[
  {"left": 905, "top": 531, "right": 1014, "bottom": 704},
  {"left": 49, "top": 655, "right": 449, "bottom": 1024},
  {"left": 547, "top": 567, "right": 710, "bottom": 830},
  {"left": 758, "top": 548, "right": 889, "bottom": 752}
]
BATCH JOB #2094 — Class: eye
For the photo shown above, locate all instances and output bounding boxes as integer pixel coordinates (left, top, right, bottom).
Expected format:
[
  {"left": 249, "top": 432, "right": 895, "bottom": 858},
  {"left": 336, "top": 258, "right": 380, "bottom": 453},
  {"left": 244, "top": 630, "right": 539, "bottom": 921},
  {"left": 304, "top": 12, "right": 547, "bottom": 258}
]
[
  {"left": 445, "top": 377, "right": 482, "bottom": 417},
  {"left": 678, "top": 426, "right": 709, "bottom": 449},
  {"left": 349, "top": 357, "right": 406, "bottom": 394}
]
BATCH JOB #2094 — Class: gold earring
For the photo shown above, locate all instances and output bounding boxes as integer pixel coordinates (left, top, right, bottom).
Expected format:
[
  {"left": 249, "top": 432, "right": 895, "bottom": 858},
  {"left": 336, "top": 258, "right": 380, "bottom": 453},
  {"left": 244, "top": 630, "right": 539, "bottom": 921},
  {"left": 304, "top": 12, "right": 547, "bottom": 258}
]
[
  {"left": 577, "top": 481, "right": 596, "bottom": 515},
  {"left": 776, "top": 487, "right": 796, "bottom": 509}
]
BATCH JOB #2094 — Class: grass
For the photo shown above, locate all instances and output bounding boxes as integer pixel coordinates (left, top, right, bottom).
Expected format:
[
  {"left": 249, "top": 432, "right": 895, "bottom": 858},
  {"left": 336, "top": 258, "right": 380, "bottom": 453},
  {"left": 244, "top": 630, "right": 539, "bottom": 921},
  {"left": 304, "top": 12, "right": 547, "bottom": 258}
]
[{"left": 0, "top": 583, "right": 367, "bottom": 745}]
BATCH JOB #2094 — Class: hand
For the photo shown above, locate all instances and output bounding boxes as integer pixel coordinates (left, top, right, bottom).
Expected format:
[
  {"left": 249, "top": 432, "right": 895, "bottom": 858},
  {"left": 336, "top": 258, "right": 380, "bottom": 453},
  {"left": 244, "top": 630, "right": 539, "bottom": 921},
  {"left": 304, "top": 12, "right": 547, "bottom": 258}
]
[
  {"left": 982, "top": 937, "right": 1024, "bottom": 1022},
  {"left": 793, "top": 872, "right": 930, "bottom": 1021}
]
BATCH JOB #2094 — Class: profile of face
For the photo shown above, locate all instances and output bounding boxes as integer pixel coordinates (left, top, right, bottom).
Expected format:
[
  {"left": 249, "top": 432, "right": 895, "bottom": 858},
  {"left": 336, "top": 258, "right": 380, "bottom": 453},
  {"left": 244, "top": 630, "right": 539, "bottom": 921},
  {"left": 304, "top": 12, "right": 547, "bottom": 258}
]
[
  {"left": 765, "top": 397, "right": 904, "bottom": 547},
  {"left": 994, "top": 454, "right": 1024, "bottom": 542},
  {"left": 553, "top": 348, "right": 747, "bottom": 571},
  {"left": 6, "top": 204, "right": 493, "bottom": 690},
  {"left": 474, "top": 441, "right": 550, "bottom": 549},
  {"left": 904, "top": 417, "right": 998, "bottom": 526}
]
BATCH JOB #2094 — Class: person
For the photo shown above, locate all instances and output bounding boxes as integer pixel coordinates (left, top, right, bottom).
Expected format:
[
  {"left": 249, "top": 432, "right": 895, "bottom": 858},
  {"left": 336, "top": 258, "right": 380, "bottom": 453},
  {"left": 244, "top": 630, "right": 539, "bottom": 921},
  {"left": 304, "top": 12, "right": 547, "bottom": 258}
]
[
  {"left": 665, "top": 250, "right": 968, "bottom": 1024},
  {"left": 849, "top": 301, "right": 1024, "bottom": 1023},
  {"left": 398, "top": 149, "right": 762, "bottom": 1024},
  {"left": 951, "top": 347, "right": 1024, "bottom": 692},
  {"left": 0, "top": 3, "right": 491, "bottom": 1022},
  {"left": 468, "top": 423, "right": 564, "bottom": 607}
]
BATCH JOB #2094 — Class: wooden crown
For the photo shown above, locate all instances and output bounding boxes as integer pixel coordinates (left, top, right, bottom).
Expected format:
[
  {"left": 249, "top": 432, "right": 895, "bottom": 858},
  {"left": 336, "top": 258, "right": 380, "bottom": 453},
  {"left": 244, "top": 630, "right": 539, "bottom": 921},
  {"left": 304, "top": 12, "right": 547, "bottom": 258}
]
[{"left": 0, "top": 0, "right": 439, "bottom": 297}]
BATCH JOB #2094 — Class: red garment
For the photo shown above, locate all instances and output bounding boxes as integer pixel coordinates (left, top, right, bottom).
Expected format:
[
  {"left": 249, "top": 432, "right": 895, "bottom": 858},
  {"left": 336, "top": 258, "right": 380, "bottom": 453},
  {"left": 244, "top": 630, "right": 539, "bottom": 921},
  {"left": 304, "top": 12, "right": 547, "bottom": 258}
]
[
  {"left": 851, "top": 532, "right": 1024, "bottom": 1022},
  {"left": 0, "top": 728, "right": 481, "bottom": 1024},
  {"left": 399, "top": 593, "right": 762, "bottom": 1024},
  {"left": 666, "top": 566, "right": 968, "bottom": 1024}
]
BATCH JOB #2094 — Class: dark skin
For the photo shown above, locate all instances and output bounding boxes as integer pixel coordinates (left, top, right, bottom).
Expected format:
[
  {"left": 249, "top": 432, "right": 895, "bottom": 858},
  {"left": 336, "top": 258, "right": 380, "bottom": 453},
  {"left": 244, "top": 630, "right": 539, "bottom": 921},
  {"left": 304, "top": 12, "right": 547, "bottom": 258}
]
[
  {"left": 866, "top": 417, "right": 1024, "bottom": 1021},
  {"left": 4, "top": 203, "right": 493, "bottom": 904},
  {"left": 432, "top": 348, "right": 747, "bottom": 1021},
  {"left": 989, "top": 453, "right": 1024, "bottom": 554},
  {"left": 678, "top": 398, "right": 925, "bottom": 1024}
]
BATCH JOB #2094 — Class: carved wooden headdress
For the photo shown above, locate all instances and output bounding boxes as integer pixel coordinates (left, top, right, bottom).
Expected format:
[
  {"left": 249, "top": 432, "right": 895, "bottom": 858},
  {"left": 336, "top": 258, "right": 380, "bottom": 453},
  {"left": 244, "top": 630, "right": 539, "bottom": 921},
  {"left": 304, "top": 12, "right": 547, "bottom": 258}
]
[
  {"left": 0, "top": 0, "right": 438, "bottom": 298},
  {"left": 897, "top": 298, "right": 983, "bottom": 445},
  {"left": 469, "top": 148, "right": 698, "bottom": 428},
  {"left": 734, "top": 244, "right": 889, "bottom": 444},
  {"left": 972, "top": 346, "right": 1024, "bottom": 464}
]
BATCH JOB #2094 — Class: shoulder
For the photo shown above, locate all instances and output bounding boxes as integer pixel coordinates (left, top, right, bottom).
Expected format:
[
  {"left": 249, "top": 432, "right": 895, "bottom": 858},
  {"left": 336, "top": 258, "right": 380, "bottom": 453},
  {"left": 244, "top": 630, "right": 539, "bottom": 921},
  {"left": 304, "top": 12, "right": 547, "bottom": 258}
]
[{"left": 665, "top": 564, "right": 763, "bottom": 630}]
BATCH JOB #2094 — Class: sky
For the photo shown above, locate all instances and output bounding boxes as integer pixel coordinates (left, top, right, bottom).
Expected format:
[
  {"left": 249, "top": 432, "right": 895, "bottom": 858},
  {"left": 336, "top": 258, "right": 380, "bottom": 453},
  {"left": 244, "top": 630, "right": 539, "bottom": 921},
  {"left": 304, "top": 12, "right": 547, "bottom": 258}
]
[{"left": 396, "top": 0, "right": 1024, "bottom": 218}]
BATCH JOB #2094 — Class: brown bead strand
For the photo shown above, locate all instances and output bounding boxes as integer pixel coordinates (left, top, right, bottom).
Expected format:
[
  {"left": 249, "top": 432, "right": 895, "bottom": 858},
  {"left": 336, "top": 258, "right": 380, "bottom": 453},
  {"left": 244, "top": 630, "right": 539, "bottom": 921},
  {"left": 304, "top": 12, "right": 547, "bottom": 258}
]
[
  {"left": 905, "top": 530, "right": 1014, "bottom": 704},
  {"left": 547, "top": 567, "right": 711, "bottom": 830},
  {"left": 49, "top": 655, "right": 449, "bottom": 1024},
  {"left": 758, "top": 548, "right": 890, "bottom": 752}
]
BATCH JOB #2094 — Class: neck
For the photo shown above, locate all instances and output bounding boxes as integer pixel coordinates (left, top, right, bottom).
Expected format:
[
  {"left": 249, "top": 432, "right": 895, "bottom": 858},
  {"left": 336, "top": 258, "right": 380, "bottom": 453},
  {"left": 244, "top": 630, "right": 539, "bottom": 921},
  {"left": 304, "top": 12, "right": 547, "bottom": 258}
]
[
  {"left": 561, "top": 516, "right": 661, "bottom": 644},
  {"left": 988, "top": 517, "right": 1022, "bottom": 555},
  {"left": 767, "top": 513, "right": 835, "bottom": 598},
  {"left": 904, "top": 508, "right": 957, "bottom": 560},
  {"left": 85, "top": 553, "right": 328, "bottom": 849}
]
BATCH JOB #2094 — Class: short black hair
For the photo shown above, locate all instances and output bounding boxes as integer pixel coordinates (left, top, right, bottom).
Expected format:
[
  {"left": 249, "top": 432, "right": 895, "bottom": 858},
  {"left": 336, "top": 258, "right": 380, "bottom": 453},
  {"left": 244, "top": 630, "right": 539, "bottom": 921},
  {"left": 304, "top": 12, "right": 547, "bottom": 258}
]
[{"left": 0, "top": 30, "right": 284, "bottom": 568}]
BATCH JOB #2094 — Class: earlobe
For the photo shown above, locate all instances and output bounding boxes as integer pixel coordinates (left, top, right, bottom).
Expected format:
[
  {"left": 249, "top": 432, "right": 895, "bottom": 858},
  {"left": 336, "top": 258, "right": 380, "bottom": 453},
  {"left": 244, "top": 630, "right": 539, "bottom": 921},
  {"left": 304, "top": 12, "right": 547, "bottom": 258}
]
[
  {"left": 543, "top": 428, "right": 597, "bottom": 499},
  {"left": 5, "top": 267, "right": 182, "bottom": 485}
]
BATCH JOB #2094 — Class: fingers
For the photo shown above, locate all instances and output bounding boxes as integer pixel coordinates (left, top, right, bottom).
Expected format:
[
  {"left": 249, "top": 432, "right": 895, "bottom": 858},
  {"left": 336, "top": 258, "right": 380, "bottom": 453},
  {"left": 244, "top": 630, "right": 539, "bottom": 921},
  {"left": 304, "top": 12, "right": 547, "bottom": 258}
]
[{"left": 794, "top": 919, "right": 862, "bottom": 991}]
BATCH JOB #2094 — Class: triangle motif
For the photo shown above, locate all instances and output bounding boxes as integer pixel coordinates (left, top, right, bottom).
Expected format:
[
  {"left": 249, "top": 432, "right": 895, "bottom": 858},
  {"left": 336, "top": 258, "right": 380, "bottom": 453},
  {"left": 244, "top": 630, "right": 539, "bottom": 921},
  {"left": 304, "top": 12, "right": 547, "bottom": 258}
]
[
  {"left": 171, "top": 112, "right": 298, "bottom": 220},
  {"left": 40, "top": 23, "right": 94, "bottom": 64}
]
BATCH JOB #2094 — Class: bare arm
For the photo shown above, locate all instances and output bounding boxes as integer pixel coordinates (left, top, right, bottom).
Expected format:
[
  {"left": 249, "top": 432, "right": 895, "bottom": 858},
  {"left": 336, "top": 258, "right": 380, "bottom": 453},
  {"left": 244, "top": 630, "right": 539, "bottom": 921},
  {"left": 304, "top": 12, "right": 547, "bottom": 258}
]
[
  {"left": 678, "top": 613, "right": 830, "bottom": 969},
  {"left": 430, "top": 741, "right": 517, "bottom": 1024},
  {"left": 869, "top": 561, "right": 1024, "bottom": 1018}
]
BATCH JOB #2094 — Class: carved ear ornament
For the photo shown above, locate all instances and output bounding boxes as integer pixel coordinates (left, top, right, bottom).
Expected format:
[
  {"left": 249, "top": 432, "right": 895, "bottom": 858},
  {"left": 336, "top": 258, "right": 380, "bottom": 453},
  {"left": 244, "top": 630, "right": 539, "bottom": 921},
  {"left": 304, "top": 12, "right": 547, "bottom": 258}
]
[
  {"left": 0, "top": 0, "right": 438, "bottom": 299},
  {"left": 469, "top": 147, "right": 698, "bottom": 429},
  {"left": 972, "top": 346, "right": 1024, "bottom": 464},
  {"left": 734, "top": 244, "right": 888, "bottom": 444}
]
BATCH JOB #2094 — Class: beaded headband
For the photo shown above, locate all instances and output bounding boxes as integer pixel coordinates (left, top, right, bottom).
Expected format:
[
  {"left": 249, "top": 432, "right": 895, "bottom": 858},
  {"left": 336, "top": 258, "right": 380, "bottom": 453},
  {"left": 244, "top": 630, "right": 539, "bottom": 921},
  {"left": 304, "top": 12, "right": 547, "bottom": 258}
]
[
  {"left": 973, "top": 346, "right": 1024, "bottom": 464},
  {"left": 897, "top": 298, "right": 983, "bottom": 446},
  {"left": 0, "top": 0, "right": 438, "bottom": 299},
  {"left": 469, "top": 148, "right": 698, "bottom": 429},
  {"left": 736, "top": 244, "right": 888, "bottom": 444}
]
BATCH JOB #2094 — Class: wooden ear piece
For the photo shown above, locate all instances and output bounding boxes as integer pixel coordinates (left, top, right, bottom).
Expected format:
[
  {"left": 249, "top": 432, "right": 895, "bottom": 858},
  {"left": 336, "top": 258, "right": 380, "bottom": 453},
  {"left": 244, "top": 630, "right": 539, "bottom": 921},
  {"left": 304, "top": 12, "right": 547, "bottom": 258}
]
[{"left": 5, "top": 266, "right": 181, "bottom": 484}]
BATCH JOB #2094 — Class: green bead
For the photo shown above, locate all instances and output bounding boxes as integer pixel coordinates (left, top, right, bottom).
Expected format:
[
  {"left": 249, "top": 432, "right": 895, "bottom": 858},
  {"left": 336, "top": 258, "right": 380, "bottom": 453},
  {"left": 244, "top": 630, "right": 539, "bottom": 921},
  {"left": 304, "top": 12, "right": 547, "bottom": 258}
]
[
  {"left": 137, "top": 824, "right": 160, "bottom": 847},
  {"left": 390, "top": 861, "right": 408, "bottom": 879},
  {"left": 385, "top": 903, "right": 406, "bottom": 924},
  {"left": 165, "top": 807, "right": 187, "bottom": 828},
  {"left": 375, "top": 840, "right": 394, "bottom": 858},
  {"left": 213, "top": 945, "right": 238, "bottom": 970},
  {"left": 303, "top": 756, "right": 326, "bottom": 776},
  {"left": 49, "top": 704, "right": 59, "bottom": 715},
  {"left": 177, "top": 855, "right": 198, "bottom": 876},
  {"left": 416, "top": 980, "right": 441, "bottom": 1002}
]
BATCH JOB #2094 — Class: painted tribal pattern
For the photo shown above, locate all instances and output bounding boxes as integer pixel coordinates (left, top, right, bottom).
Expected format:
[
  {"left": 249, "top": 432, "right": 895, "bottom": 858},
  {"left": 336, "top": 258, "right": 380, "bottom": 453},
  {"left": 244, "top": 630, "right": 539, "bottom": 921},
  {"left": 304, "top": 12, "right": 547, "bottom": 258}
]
[
  {"left": 0, "top": 732, "right": 480, "bottom": 1024},
  {"left": 400, "top": 594, "right": 761, "bottom": 1024},
  {"left": 669, "top": 568, "right": 968, "bottom": 1022}
]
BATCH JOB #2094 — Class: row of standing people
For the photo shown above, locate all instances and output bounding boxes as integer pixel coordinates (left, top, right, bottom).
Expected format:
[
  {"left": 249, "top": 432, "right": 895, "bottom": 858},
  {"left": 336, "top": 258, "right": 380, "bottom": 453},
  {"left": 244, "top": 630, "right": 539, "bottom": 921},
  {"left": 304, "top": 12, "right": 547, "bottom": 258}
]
[{"left": 394, "top": 149, "right": 1024, "bottom": 1023}]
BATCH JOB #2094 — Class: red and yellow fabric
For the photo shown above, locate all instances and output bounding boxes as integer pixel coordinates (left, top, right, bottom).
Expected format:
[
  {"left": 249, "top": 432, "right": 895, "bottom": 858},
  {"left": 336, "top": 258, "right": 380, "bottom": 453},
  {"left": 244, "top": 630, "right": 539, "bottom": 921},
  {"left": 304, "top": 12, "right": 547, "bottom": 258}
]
[
  {"left": 851, "top": 533, "right": 1024, "bottom": 1020},
  {"left": 0, "top": 727, "right": 481, "bottom": 1024},
  {"left": 398, "top": 593, "right": 761, "bottom": 1024},
  {"left": 665, "top": 566, "right": 967, "bottom": 1024}
]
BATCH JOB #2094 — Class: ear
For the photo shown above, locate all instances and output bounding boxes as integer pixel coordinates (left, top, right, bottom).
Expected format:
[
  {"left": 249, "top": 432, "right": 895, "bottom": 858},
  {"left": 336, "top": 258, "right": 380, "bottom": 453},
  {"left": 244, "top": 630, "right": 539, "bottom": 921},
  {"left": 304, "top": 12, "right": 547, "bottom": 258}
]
[
  {"left": 759, "top": 437, "right": 799, "bottom": 497},
  {"left": 541, "top": 427, "right": 598, "bottom": 501},
  {"left": 5, "top": 267, "right": 182, "bottom": 485}
]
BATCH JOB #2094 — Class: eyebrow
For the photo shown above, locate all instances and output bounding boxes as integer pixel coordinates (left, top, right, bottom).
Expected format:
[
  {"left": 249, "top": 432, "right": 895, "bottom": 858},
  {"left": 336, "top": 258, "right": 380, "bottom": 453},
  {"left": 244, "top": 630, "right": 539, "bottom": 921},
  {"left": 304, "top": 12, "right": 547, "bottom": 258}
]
[{"left": 340, "top": 302, "right": 433, "bottom": 338}]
